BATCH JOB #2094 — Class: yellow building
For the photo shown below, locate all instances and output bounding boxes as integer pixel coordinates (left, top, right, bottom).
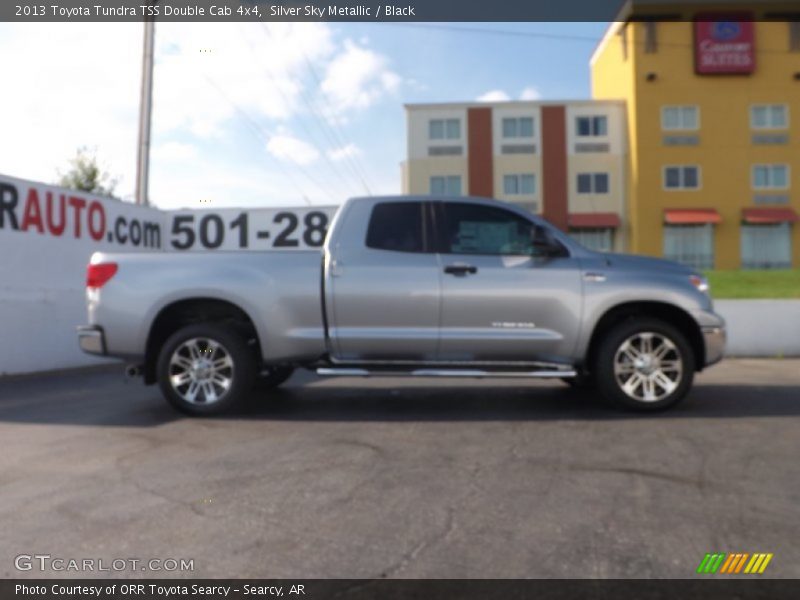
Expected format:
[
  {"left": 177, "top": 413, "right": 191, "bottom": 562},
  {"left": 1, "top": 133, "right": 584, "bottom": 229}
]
[{"left": 592, "top": 1, "right": 800, "bottom": 269}]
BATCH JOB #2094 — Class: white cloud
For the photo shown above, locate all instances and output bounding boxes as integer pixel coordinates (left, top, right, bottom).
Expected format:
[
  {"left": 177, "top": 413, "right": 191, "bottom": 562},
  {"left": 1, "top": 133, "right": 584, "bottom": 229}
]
[
  {"left": 266, "top": 134, "right": 320, "bottom": 166},
  {"left": 0, "top": 23, "right": 141, "bottom": 193},
  {"left": 475, "top": 87, "right": 543, "bottom": 103},
  {"left": 0, "top": 22, "right": 403, "bottom": 204},
  {"left": 152, "top": 22, "right": 337, "bottom": 138},
  {"left": 321, "top": 40, "right": 401, "bottom": 114},
  {"left": 520, "top": 86, "right": 542, "bottom": 100},
  {"left": 476, "top": 90, "right": 511, "bottom": 102},
  {"left": 328, "top": 144, "right": 361, "bottom": 162}
]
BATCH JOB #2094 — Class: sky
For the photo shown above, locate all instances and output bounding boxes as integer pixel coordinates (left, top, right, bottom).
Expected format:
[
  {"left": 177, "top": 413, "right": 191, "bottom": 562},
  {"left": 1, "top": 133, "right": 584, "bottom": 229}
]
[{"left": 0, "top": 21, "right": 608, "bottom": 209}]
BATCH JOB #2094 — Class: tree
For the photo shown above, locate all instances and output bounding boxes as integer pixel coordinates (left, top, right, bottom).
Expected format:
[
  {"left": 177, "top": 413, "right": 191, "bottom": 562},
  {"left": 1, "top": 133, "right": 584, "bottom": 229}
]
[{"left": 57, "top": 147, "right": 119, "bottom": 198}]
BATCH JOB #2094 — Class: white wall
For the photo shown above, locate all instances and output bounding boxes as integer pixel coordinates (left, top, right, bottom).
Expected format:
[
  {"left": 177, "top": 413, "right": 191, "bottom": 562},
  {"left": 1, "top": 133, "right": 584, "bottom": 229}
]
[
  {"left": 716, "top": 300, "right": 800, "bottom": 358},
  {"left": 0, "top": 175, "right": 164, "bottom": 374},
  {"left": 0, "top": 174, "right": 335, "bottom": 376}
]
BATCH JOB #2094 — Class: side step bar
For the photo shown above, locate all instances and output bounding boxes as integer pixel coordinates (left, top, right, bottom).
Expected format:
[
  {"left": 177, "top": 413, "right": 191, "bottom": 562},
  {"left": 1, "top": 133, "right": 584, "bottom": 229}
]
[{"left": 316, "top": 368, "right": 576, "bottom": 379}]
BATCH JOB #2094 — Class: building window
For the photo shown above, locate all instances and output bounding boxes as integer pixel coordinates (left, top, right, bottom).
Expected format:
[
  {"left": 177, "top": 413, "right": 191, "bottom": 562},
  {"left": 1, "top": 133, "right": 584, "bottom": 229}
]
[
  {"left": 644, "top": 21, "right": 658, "bottom": 53},
  {"left": 570, "top": 228, "right": 614, "bottom": 252},
  {"left": 662, "top": 106, "right": 699, "bottom": 130},
  {"left": 430, "top": 175, "right": 462, "bottom": 196},
  {"left": 663, "top": 224, "right": 714, "bottom": 270},
  {"left": 752, "top": 165, "right": 789, "bottom": 190},
  {"left": 664, "top": 166, "right": 700, "bottom": 190},
  {"left": 502, "top": 117, "right": 535, "bottom": 139},
  {"left": 577, "top": 173, "right": 610, "bottom": 194},
  {"left": 576, "top": 116, "right": 608, "bottom": 137},
  {"left": 429, "top": 119, "right": 461, "bottom": 140},
  {"left": 741, "top": 223, "right": 792, "bottom": 269},
  {"left": 503, "top": 174, "right": 536, "bottom": 196},
  {"left": 750, "top": 105, "right": 788, "bottom": 129},
  {"left": 790, "top": 22, "right": 800, "bottom": 52}
]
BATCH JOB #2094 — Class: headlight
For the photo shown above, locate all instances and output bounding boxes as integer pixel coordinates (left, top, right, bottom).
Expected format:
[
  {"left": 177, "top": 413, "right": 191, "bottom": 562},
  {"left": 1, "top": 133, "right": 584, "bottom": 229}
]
[{"left": 689, "top": 274, "right": 709, "bottom": 294}]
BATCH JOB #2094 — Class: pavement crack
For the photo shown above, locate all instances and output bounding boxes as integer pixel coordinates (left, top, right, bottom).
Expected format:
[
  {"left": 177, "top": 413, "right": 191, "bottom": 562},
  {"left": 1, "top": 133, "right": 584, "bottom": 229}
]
[
  {"left": 564, "top": 464, "right": 703, "bottom": 487},
  {"left": 127, "top": 477, "right": 209, "bottom": 517},
  {"left": 377, "top": 507, "right": 456, "bottom": 578}
]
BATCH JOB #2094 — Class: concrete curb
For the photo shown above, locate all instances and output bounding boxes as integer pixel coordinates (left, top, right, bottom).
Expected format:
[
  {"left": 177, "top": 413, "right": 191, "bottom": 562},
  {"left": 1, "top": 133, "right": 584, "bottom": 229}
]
[{"left": 0, "top": 362, "right": 124, "bottom": 382}]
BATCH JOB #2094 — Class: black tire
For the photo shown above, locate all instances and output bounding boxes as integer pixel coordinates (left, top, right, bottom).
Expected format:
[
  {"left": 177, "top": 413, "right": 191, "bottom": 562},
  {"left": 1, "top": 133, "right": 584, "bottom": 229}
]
[
  {"left": 594, "top": 318, "right": 694, "bottom": 411},
  {"left": 157, "top": 323, "right": 256, "bottom": 416},
  {"left": 254, "top": 366, "right": 295, "bottom": 390}
]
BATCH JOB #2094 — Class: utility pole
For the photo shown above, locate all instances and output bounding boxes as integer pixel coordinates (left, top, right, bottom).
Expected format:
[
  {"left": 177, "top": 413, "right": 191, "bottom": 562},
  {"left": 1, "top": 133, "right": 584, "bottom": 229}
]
[{"left": 135, "top": 13, "right": 155, "bottom": 206}]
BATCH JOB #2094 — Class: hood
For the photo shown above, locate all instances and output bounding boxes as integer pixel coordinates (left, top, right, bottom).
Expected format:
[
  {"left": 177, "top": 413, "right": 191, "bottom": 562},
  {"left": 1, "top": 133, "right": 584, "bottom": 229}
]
[{"left": 594, "top": 252, "right": 694, "bottom": 275}]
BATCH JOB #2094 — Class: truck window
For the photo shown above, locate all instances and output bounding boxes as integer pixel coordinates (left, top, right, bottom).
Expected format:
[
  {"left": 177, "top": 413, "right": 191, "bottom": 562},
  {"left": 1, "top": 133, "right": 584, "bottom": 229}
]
[
  {"left": 442, "top": 203, "right": 537, "bottom": 256},
  {"left": 366, "top": 202, "right": 427, "bottom": 253}
]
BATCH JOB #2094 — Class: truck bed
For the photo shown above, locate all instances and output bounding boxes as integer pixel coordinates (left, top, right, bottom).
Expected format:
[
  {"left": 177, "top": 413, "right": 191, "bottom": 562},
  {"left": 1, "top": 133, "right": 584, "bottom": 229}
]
[{"left": 87, "top": 250, "right": 327, "bottom": 363}]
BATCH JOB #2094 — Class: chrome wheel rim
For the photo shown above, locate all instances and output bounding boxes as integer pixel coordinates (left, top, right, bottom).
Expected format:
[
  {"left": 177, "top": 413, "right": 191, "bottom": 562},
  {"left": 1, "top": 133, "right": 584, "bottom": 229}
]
[
  {"left": 614, "top": 332, "right": 683, "bottom": 403},
  {"left": 168, "top": 337, "right": 234, "bottom": 405}
]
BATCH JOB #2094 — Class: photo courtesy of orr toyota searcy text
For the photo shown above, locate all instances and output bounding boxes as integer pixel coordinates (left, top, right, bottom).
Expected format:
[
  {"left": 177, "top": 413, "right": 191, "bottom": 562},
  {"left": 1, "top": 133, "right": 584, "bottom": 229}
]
[{"left": 15, "top": 584, "right": 297, "bottom": 597}]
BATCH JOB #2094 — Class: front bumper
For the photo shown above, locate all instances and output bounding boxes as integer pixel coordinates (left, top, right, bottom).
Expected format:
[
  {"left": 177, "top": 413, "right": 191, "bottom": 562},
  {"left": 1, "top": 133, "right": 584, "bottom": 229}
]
[
  {"left": 77, "top": 325, "right": 106, "bottom": 356},
  {"left": 702, "top": 325, "right": 726, "bottom": 367}
]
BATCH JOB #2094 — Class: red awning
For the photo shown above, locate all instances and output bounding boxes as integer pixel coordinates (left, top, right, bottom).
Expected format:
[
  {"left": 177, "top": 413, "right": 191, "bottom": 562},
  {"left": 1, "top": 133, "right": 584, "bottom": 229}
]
[
  {"left": 568, "top": 212, "right": 621, "bottom": 229},
  {"left": 664, "top": 209, "right": 722, "bottom": 225},
  {"left": 742, "top": 207, "right": 799, "bottom": 224}
]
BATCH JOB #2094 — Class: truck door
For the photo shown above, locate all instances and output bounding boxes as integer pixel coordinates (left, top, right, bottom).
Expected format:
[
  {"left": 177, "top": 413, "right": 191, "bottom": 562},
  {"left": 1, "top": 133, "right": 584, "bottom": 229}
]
[
  {"left": 326, "top": 200, "right": 441, "bottom": 362},
  {"left": 436, "top": 201, "right": 582, "bottom": 363}
]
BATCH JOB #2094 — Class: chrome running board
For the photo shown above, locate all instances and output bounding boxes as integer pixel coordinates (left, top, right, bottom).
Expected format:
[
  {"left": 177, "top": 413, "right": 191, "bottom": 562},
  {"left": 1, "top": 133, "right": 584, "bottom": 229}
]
[
  {"left": 316, "top": 368, "right": 576, "bottom": 379},
  {"left": 316, "top": 368, "right": 372, "bottom": 377}
]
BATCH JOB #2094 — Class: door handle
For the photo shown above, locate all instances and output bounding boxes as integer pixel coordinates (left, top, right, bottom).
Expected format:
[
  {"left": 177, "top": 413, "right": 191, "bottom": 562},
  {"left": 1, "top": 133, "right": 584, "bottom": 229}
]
[{"left": 444, "top": 264, "right": 478, "bottom": 276}]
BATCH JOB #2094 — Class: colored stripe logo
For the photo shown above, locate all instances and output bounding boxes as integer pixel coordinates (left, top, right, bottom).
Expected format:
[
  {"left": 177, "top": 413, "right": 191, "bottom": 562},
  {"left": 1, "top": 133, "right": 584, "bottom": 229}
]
[{"left": 697, "top": 553, "right": 773, "bottom": 574}]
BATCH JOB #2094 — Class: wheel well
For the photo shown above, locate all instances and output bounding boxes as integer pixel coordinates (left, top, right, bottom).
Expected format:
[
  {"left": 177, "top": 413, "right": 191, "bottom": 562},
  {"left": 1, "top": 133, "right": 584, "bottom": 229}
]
[
  {"left": 585, "top": 302, "right": 705, "bottom": 373},
  {"left": 144, "top": 298, "right": 261, "bottom": 384}
]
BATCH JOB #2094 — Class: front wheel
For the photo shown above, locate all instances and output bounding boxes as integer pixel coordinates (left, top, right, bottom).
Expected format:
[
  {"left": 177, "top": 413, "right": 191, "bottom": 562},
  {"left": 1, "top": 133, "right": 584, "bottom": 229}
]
[
  {"left": 594, "top": 318, "right": 694, "bottom": 411},
  {"left": 157, "top": 324, "right": 256, "bottom": 416}
]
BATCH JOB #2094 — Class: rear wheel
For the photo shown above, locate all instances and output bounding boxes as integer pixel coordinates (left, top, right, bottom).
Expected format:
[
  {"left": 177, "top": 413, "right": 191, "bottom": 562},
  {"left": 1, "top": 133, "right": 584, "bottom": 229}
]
[
  {"left": 157, "top": 324, "right": 255, "bottom": 416},
  {"left": 594, "top": 318, "right": 694, "bottom": 411}
]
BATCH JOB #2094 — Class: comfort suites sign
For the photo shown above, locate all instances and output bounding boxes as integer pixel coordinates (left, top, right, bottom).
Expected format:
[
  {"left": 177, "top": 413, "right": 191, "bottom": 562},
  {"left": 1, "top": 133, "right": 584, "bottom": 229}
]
[{"left": 694, "top": 15, "right": 755, "bottom": 75}]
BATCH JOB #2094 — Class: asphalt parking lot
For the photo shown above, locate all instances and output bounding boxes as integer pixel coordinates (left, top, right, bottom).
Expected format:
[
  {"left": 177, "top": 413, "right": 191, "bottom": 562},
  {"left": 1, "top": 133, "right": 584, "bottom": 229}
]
[{"left": 0, "top": 359, "right": 798, "bottom": 579}]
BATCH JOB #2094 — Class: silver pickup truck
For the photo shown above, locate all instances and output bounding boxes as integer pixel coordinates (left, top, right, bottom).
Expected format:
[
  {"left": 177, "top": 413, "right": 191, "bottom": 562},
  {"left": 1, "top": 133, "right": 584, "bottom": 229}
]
[{"left": 79, "top": 195, "right": 725, "bottom": 415}]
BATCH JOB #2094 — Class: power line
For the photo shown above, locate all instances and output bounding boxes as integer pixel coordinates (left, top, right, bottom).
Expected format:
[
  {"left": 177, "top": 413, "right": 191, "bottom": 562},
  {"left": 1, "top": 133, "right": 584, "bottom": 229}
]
[
  {"left": 156, "top": 32, "right": 325, "bottom": 204},
  {"left": 382, "top": 23, "right": 600, "bottom": 44},
  {"left": 236, "top": 24, "right": 363, "bottom": 199},
  {"left": 275, "top": 25, "right": 377, "bottom": 195},
  {"left": 201, "top": 73, "right": 339, "bottom": 205},
  {"left": 297, "top": 52, "right": 376, "bottom": 196},
  {"left": 260, "top": 23, "right": 375, "bottom": 195},
  {"left": 380, "top": 22, "right": 796, "bottom": 55}
]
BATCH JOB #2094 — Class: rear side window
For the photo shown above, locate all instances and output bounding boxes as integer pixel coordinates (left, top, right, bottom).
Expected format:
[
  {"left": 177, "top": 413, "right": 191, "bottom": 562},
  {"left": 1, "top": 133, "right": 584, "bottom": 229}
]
[{"left": 366, "top": 202, "right": 427, "bottom": 253}]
